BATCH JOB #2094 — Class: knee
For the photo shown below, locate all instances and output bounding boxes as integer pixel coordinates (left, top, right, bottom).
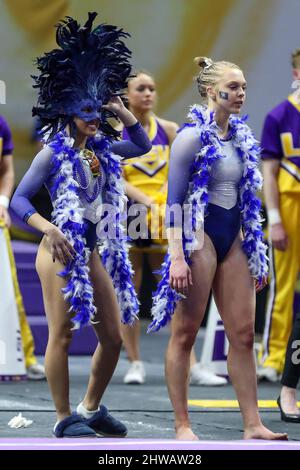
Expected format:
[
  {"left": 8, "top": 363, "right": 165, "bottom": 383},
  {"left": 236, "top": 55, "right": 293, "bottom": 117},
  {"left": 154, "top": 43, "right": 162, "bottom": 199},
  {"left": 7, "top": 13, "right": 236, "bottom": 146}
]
[
  {"left": 173, "top": 328, "right": 197, "bottom": 352},
  {"left": 49, "top": 325, "right": 73, "bottom": 351},
  {"left": 102, "top": 332, "right": 123, "bottom": 353},
  {"left": 228, "top": 323, "right": 254, "bottom": 350}
]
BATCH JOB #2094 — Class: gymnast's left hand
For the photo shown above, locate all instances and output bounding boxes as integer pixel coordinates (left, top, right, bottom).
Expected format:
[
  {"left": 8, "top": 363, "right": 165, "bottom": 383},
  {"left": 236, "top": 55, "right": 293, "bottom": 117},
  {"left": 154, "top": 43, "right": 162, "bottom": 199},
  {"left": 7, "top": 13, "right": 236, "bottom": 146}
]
[
  {"left": 45, "top": 225, "right": 76, "bottom": 265},
  {"left": 170, "top": 257, "right": 193, "bottom": 296},
  {"left": 255, "top": 275, "right": 268, "bottom": 292}
]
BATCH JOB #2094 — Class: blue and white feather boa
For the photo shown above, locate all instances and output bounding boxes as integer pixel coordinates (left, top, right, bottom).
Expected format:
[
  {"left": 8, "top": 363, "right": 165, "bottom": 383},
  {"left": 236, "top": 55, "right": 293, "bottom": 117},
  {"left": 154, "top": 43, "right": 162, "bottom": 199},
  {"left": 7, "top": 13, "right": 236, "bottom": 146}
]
[
  {"left": 148, "top": 105, "right": 268, "bottom": 332},
  {"left": 92, "top": 135, "right": 139, "bottom": 326},
  {"left": 49, "top": 131, "right": 138, "bottom": 329}
]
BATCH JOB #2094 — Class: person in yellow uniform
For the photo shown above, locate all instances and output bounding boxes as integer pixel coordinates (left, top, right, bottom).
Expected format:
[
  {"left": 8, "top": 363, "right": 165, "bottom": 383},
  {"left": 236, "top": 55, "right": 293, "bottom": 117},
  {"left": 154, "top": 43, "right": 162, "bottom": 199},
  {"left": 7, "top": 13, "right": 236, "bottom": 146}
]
[
  {"left": 121, "top": 71, "right": 227, "bottom": 386},
  {"left": 258, "top": 49, "right": 300, "bottom": 383},
  {"left": 0, "top": 114, "right": 45, "bottom": 380}
]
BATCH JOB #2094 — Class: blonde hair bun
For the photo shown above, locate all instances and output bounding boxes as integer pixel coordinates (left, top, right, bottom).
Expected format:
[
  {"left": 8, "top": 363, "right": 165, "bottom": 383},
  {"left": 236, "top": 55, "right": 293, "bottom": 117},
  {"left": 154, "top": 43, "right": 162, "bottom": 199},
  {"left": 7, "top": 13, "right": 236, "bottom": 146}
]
[
  {"left": 194, "top": 56, "right": 214, "bottom": 71},
  {"left": 193, "top": 57, "right": 241, "bottom": 103}
]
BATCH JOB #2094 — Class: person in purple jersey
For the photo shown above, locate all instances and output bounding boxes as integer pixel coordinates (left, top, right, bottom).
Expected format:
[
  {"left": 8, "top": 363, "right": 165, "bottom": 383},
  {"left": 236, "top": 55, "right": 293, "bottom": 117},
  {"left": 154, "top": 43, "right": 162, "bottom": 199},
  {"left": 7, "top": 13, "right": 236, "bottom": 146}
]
[
  {"left": 11, "top": 13, "right": 151, "bottom": 438},
  {"left": 257, "top": 48, "right": 300, "bottom": 421},
  {"left": 121, "top": 71, "right": 227, "bottom": 387},
  {"left": 257, "top": 48, "right": 300, "bottom": 382},
  {"left": 0, "top": 115, "right": 14, "bottom": 227},
  {"left": 0, "top": 115, "right": 14, "bottom": 226},
  {"left": 0, "top": 115, "right": 45, "bottom": 380}
]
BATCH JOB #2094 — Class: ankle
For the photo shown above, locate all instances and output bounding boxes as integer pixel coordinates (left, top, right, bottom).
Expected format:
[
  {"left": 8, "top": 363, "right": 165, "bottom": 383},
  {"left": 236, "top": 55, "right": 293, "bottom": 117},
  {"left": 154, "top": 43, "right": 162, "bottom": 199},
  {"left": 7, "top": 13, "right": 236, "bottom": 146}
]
[
  {"left": 79, "top": 400, "right": 99, "bottom": 416},
  {"left": 244, "top": 417, "right": 262, "bottom": 431},
  {"left": 56, "top": 411, "right": 72, "bottom": 423},
  {"left": 175, "top": 421, "right": 191, "bottom": 432},
  {"left": 84, "top": 403, "right": 99, "bottom": 412}
]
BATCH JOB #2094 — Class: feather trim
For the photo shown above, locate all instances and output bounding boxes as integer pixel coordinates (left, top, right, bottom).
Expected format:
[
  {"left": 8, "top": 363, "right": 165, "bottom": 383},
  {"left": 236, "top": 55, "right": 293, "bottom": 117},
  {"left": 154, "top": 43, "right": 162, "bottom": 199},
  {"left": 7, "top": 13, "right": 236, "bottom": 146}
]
[{"left": 49, "top": 131, "right": 138, "bottom": 328}]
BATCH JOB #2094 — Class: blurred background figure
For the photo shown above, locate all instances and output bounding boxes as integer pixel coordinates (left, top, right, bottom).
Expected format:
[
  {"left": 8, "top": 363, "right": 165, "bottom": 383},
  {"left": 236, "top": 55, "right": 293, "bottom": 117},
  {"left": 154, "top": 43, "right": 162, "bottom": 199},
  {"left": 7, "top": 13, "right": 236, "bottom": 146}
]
[
  {"left": 121, "top": 70, "right": 176, "bottom": 385},
  {"left": 0, "top": 113, "right": 45, "bottom": 380},
  {"left": 277, "top": 312, "right": 300, "bottom": 422},
  {"left": 257, "top": 49, "right": 300, "bottom": 383},
  {"left": 121, "top": 71, "right": 226, "bottom": 386}
]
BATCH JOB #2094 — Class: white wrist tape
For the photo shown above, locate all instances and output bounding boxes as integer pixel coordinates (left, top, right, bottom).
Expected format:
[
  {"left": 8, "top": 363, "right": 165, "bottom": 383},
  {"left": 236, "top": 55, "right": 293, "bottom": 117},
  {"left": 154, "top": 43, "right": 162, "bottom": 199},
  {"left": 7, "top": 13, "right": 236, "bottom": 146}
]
[
  {"left": 0, "top": 195, "right": 9, "bottom": 209},
  {"left": 268, "top": 208, "right": 282, "bottom": 225}
]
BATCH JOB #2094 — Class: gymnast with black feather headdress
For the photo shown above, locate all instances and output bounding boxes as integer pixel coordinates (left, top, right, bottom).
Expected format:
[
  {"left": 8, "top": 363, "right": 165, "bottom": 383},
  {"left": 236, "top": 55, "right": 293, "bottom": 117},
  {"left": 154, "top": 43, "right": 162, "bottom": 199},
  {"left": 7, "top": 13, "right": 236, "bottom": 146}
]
[{"left": 11, "top": 12, "right": 151, "bottom": 438}]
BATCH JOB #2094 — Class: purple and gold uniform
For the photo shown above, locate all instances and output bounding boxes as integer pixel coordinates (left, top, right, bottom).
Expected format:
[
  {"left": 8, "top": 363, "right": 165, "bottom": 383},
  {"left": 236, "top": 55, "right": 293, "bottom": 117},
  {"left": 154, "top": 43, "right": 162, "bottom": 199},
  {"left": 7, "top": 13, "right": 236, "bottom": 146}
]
[
  {"left": 0, "top": 115, "right": 37, "bottom": 370},
  {"left": 0, "top": 115, "right": 13, "bottom": 160},
  {"left": 122, "top": 115, "right": 169, "bottom": 197},
  {"left": 260, "top": 96, "right": 300, "bottom": 373},
  {"left": 122, "top": 115, "right": 169, "bottom": 249}
]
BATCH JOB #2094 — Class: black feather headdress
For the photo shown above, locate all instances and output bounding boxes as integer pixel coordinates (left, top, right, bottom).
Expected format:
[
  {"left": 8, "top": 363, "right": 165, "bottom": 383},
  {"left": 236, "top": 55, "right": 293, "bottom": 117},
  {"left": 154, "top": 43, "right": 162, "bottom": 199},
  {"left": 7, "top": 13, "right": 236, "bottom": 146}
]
[{"left": 32, "top": 12, "right": 132, "bottom": 138}]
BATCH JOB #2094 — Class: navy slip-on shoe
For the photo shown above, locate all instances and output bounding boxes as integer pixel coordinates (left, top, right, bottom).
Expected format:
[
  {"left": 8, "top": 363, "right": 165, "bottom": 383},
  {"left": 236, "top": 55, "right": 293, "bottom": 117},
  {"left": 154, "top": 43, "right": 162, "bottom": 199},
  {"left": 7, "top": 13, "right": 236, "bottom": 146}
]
[
  {"left": 85, "top": 405, "right": 127, "bottom": 438},
  {"left": 53, "top": 413, "right": 97, "bottom": 438}
]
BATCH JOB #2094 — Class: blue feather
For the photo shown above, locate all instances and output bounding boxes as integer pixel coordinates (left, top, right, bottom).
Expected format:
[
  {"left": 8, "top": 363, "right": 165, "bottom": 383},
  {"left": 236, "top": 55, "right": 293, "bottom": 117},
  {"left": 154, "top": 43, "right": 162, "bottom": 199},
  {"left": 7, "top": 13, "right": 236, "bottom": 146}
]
[
  {"left": 32, "top": 12, "right": 132, "bottom": 140},
  {"left": 48, "top": 130, "right": 138, "bottom": 328}
]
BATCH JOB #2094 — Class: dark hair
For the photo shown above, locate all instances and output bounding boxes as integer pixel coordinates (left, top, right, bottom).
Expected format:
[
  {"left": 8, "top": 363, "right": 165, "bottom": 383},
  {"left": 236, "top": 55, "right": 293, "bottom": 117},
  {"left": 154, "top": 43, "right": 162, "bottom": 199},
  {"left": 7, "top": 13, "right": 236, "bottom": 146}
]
[{"left": 128, "top": 69, "right": 155, "bottom": 85}]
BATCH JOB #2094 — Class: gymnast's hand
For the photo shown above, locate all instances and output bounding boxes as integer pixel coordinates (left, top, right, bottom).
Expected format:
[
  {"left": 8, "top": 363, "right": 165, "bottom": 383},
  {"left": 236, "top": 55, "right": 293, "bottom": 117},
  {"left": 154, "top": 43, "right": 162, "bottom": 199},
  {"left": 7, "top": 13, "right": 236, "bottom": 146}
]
[
  {"left": 45, "top": 225, "right": 76, "bottom": 265},
  {"left": 103, "top": 96, "right": 138, "bottom": 127},
  {"left": 102, "top": 96, "right": 126, "bottom": 114},
  {"left": 170, "top": 257, "right": 193, "bottom": 296},
  {"left": 255, "top": 275, "right": 268, "bottom": 293}
]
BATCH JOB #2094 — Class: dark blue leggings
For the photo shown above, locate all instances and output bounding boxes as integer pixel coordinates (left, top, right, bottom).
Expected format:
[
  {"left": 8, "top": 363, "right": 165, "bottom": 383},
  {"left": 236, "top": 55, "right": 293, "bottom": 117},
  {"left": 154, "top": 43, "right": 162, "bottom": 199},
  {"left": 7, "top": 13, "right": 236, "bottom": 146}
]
[
  {"left": 281, "top": 314, "right": 300, "bottom": 388},
  {"left": 204, "top": 203, "right": 241, "bottom": 262}
]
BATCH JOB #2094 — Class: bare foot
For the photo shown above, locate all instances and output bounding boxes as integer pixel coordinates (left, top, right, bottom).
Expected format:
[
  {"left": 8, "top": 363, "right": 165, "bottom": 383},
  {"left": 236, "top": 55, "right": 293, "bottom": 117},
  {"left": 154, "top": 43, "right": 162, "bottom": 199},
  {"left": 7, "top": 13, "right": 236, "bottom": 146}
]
[
  {"left": 244, "top": 424, "right": 288, "bottom": 440},
  {"left": 176, "top": 426, "right": 199, "bottom": 440}
]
